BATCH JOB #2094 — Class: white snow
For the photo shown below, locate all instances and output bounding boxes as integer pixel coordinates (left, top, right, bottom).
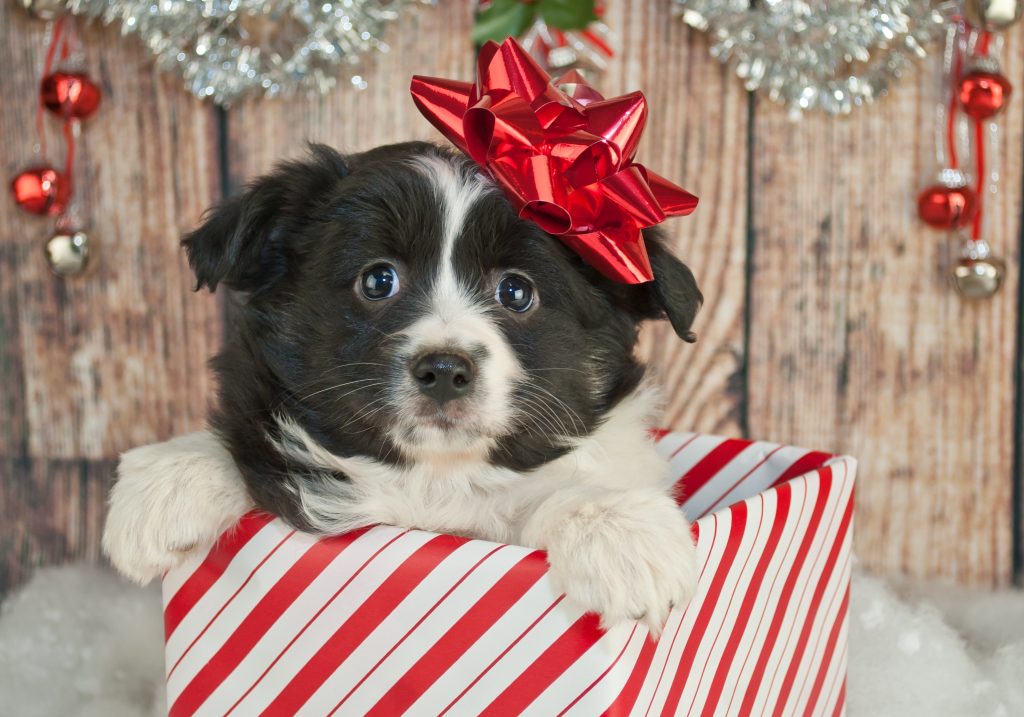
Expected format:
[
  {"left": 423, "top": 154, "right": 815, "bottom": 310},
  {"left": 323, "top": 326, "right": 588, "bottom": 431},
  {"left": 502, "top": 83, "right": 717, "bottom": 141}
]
[
  {"left": 849, "top": 573, "right": 1024, "bottom": 717},
  {"left": 0, "top": 565, "right": 1021, "bottom": 716},
  {"left": 0, "top": 567, "right": 164, "bottom": 717}
]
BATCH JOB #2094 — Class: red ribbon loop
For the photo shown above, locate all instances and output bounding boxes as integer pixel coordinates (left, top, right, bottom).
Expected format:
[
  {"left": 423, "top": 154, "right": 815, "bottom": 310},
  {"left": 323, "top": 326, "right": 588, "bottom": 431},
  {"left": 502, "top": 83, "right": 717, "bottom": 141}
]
[{"left": 411, "top": 37, "right": 698, "bottom": 284}]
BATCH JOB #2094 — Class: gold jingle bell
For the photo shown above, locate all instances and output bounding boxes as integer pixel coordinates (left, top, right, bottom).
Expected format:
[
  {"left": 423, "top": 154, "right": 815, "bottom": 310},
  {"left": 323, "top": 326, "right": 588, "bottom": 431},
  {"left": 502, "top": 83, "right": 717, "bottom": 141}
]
[
  {"left": 45, "top": 230, "right": 91, "bottom": 277},
  {"left": 965, "top": 0, "right": 1024, "bottom": 31},
  {"left": 952, "top": 240, "right": 1004, "bottom": 298}
]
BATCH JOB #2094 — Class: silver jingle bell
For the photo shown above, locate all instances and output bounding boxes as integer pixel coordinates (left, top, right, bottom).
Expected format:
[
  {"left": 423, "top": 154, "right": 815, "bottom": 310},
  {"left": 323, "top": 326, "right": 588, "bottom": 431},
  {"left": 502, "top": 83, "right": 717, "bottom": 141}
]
[
  {"left": 964, "top": 0, "right": 1024, "bottom": 31},
  {"left": 952, "top": 255, "right": 1005, "bottom": 298},
  {"left": 936, "top": 167, "right": 971, "bottom": 190},
  {"left": 45, "top": 230, "right": 91, "bottom": 277}
]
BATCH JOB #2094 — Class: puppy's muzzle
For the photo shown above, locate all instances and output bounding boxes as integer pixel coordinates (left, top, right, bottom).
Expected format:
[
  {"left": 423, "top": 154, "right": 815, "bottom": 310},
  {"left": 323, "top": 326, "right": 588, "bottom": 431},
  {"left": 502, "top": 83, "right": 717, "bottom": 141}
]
[{"left": 411, "top": 352, "right": 475, "bottom": 404}]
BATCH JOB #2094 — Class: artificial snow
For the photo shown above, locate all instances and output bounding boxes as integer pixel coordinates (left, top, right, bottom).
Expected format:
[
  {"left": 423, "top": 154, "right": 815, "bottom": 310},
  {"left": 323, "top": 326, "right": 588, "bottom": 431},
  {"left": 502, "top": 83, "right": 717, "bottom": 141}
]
[
  {"left": 848, "top": 573, "right": 1024, "bottom": 717},
  {"left": 0, "top": 565, "right": 1021, "bottom": 716},
  {"left": 0, "top": 566, "right": 164, "bottom": 717}
]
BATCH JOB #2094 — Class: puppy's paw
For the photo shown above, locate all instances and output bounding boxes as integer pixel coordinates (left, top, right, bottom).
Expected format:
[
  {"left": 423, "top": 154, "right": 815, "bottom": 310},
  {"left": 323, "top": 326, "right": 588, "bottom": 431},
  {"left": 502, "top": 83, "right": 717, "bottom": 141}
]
[
  {"left": 102, "top": 431, "right": 252, "bottom": 585},
  {"left": 526, "top": 489, "right": 697, "bottom": 637}
]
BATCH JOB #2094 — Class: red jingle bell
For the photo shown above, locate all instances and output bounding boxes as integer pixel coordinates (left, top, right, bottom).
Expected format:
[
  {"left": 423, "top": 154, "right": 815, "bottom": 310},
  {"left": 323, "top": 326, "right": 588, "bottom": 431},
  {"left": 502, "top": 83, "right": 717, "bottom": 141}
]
[
  {"left": 917, "top": 182, "right": 979, "bottom": 229},
  {"left": 41, "top": 71, "right": 102, "bottom": 120},
  {"left": 958, "top": 69, "right": 1012, "bottom": 120},
  {"left": 10, "top": 166, "right": 70, "bottom": 215}
]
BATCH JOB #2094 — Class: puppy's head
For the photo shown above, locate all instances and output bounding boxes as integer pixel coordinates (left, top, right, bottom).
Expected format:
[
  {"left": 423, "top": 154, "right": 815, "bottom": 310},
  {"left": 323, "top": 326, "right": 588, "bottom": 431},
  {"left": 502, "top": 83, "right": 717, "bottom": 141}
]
[{"left": 185, "top": 142, "right": 700, "bottom": 479}]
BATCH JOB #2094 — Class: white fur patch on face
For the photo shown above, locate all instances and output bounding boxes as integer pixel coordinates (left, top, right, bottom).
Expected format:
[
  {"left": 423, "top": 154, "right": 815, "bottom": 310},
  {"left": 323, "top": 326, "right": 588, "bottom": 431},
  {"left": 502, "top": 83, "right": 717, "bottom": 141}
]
[
  {"left": 396, "top": 156, "right": 523, "bottom": 458},
  {"left": 410, "top": 155, "right": 490, "bottom": 298}
]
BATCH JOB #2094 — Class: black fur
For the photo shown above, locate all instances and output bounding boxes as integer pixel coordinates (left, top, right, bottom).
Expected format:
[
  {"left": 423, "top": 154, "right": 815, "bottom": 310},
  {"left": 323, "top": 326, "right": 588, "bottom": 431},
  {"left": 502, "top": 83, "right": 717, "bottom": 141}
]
[{"left": 183, "top": 142, "right": 702, "bottom": 531}]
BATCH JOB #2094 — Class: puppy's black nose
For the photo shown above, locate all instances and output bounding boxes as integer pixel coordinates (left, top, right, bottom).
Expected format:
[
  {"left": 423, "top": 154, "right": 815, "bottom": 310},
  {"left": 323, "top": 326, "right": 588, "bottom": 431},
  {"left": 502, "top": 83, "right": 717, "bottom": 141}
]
[{"left": 412, "top": 352, "right": 475, "bottom": 404}]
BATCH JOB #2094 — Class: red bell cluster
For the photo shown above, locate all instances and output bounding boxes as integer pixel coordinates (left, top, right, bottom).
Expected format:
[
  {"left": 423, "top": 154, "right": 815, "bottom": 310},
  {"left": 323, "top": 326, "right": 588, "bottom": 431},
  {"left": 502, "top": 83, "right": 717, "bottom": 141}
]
[
  {"left": 917, "top": 29, "right": 1012, "bottom": 233},
  {"left": 10, "top": 24, "right": 102, "bottom": 217},
  {"left": 916, "top": 15, "right": 1015, "bottom": 299}
]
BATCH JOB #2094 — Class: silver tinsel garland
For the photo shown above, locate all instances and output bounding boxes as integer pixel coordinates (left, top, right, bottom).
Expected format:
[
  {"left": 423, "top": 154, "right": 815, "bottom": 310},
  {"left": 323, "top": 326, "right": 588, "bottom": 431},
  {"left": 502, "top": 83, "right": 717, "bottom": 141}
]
[
  {"left": 673, "top": 1, "right": 956, "bottom": 116},
  {"left": 60, "top": 0, "right": 430, "bottom": 104}
]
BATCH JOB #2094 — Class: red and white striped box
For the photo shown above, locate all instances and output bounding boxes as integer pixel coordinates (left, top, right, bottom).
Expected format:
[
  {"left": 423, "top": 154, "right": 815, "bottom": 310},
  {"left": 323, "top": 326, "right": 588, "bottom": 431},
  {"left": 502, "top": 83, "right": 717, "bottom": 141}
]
[{"left": 162, "top": 431, "right": 856, "bottom": 716}]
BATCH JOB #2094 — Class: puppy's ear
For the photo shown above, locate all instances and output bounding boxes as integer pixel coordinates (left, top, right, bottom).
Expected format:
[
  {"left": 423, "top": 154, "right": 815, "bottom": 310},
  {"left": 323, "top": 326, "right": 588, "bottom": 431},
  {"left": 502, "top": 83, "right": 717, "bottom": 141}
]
[
  {"left": 627, "top": 229, "right": 703, "bottom": 343},
  {"left": 183, "top": 144, "right": 348, "bottom": 293}
]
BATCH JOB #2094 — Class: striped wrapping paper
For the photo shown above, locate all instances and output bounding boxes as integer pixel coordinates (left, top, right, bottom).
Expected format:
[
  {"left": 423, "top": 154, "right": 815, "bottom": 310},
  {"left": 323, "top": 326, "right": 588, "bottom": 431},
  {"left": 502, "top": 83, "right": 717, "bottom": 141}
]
[{"left": 162, "top": 431, "right": 856, "bottom": 716}]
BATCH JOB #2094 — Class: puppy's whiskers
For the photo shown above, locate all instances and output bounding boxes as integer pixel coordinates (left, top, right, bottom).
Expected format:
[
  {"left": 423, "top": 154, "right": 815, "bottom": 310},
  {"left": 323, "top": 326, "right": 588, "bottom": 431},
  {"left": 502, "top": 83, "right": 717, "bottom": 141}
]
[
  {"left": 327, "top": 382, "right": 387, "bottom": 406},
  {"left": 337, "top": 392, "right": 391, "bottom": 431},
  {"left": 518, "top": 396, "right": 564, "bottom": 438},
  {"left": 522, "top": 381, "right": 586, "bottom": 438},
  {"left": 367, "top": 325, "right": 406, "bottom": 344},
  {"left": 297, "top": 377, "right": 381, "bottom": 403},
  {"left": 514, "top": 380, "right": 585, "bottom": 444},
  {"left": 524, "top": 365, "right": 589, "bottom": 376},
  {"left": 514, "top": 392, "right": 567, "bottom": 441},
  {"left": 281, "top": 362, "right": 389, "bottom": 398}
]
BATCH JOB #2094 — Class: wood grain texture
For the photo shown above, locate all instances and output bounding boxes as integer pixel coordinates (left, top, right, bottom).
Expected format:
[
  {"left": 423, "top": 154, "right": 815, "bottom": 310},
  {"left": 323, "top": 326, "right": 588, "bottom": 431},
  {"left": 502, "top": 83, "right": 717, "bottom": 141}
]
[
  {"left": 748, "top": 27, "right": 1024, "bottom": 585},
  {"left": 1, "top": 0, "right": 1022, "bottom": 596},
  {"left": 602, "top": 1, "right": 748, "bottom": 437},
  {"left": 0, "top": 456, "right": 116, "bottom": 591},
  {"left": 0, "top": 4, "right": 223, "bottom": 594},
  {"left": 0, "top": 5, "right": 222, "bottom": 461}
]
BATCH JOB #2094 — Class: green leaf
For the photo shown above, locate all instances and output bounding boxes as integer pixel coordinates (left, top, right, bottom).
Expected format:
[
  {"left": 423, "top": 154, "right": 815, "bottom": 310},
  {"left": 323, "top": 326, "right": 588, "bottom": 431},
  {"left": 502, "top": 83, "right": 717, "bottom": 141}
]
[
  {"left": 472, "top": 0, "right": 537, "bottom": 45},
  {"left": 538, "top": 0, "right": 599, "bottom": 31}
]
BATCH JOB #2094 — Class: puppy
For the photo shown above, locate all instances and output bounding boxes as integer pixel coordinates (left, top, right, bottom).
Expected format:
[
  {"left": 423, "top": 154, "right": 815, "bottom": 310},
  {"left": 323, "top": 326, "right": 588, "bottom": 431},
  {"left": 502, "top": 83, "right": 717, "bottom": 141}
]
[{"left": 103, "top": 142, "right": 703, "bottom": 633}]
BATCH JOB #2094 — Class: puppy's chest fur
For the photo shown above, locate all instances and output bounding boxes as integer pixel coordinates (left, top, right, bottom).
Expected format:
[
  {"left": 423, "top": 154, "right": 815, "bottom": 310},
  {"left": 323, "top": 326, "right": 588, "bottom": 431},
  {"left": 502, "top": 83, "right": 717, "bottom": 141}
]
[
  {"left": 278, "top": 387, "right": 670, "bottom": 546},
  {"left": 340, "top": 458, "right": 528, "bottom": 544}
]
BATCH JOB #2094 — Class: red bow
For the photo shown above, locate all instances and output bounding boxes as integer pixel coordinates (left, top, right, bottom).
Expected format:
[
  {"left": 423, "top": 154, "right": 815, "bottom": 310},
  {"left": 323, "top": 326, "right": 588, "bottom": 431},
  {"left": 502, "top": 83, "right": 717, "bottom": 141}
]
[{"left": 410, "top": 37, "right": 698, "bottom": 284}]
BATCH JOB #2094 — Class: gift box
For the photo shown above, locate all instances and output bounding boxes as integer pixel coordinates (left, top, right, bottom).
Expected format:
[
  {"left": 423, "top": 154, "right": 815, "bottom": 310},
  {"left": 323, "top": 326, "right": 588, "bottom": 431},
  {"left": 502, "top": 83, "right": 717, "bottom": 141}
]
[{"left": 161, "top": 431, "right": 855, "bottom": 716}]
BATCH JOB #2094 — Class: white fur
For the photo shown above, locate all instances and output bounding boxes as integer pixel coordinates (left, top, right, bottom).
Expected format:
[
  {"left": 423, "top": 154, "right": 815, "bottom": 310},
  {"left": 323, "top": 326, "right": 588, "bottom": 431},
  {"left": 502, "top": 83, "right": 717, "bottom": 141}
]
[
  {"left": 520, "top": 486, "right": 698, "bottom": 633},
  {"left": 103, "top": 160, "right": 696, "bottom": 630},
  {"left": 102, "top": 431, "right": 252, "bottom": 585},
  {"left": 409, "top": 155, "right": 490, "bottom": 292},
  {"left": 106, "top": 388, "right": 697, "bottom": 633},
  {"left": 394, "top": 156, "right": 523, "bottom": 458}
]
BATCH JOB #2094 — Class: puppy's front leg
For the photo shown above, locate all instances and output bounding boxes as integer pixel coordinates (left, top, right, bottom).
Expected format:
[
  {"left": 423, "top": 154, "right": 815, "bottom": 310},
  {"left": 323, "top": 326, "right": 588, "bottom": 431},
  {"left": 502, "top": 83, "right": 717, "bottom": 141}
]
[
  {"left": 520, "top": 486, "right": 698, "bottom": 635},
  {"left": 102, "top": 431, "right": 253, "bottom": 584}
]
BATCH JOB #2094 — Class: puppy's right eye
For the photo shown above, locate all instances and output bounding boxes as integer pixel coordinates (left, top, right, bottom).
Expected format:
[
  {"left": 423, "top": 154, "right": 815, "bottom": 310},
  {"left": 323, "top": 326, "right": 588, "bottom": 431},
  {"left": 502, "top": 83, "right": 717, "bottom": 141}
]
[
  {"left": 359, "top": 264, "right": 400, "bottom": 300},
  {"left": 496, "top": 274, "right": 535, "bottom": 313}
]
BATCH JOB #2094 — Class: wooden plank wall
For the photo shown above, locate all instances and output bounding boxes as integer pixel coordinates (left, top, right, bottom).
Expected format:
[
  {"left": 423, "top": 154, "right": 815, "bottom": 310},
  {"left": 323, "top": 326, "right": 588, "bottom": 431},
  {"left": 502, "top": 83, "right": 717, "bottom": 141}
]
[
  {"left": 0, "top": 1, "right": 222, "bottom": 591},
  {"left": 749, "top": 30, "right": 1023, "bottom": 584},
  {"left": 0, "top": 0, "right": 1021, "bottom": 595}
]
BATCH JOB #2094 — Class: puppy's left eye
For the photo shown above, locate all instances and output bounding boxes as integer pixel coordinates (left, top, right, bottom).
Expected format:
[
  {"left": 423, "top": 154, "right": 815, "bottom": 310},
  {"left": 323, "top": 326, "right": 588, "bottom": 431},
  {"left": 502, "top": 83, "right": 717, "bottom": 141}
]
[
  {"left": 359, "top": 264, "right": 400, "bottom": 300},
  {"left": 495, "top": 274, "right": 535, "bottom": 313}
]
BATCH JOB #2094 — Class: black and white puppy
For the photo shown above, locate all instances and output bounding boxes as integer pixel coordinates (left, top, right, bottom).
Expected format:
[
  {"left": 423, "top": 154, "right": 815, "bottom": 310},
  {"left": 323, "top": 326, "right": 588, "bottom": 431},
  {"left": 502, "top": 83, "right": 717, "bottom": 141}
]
[{"left": 103, "top": 142, "right": 703, "bottom": 632}]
